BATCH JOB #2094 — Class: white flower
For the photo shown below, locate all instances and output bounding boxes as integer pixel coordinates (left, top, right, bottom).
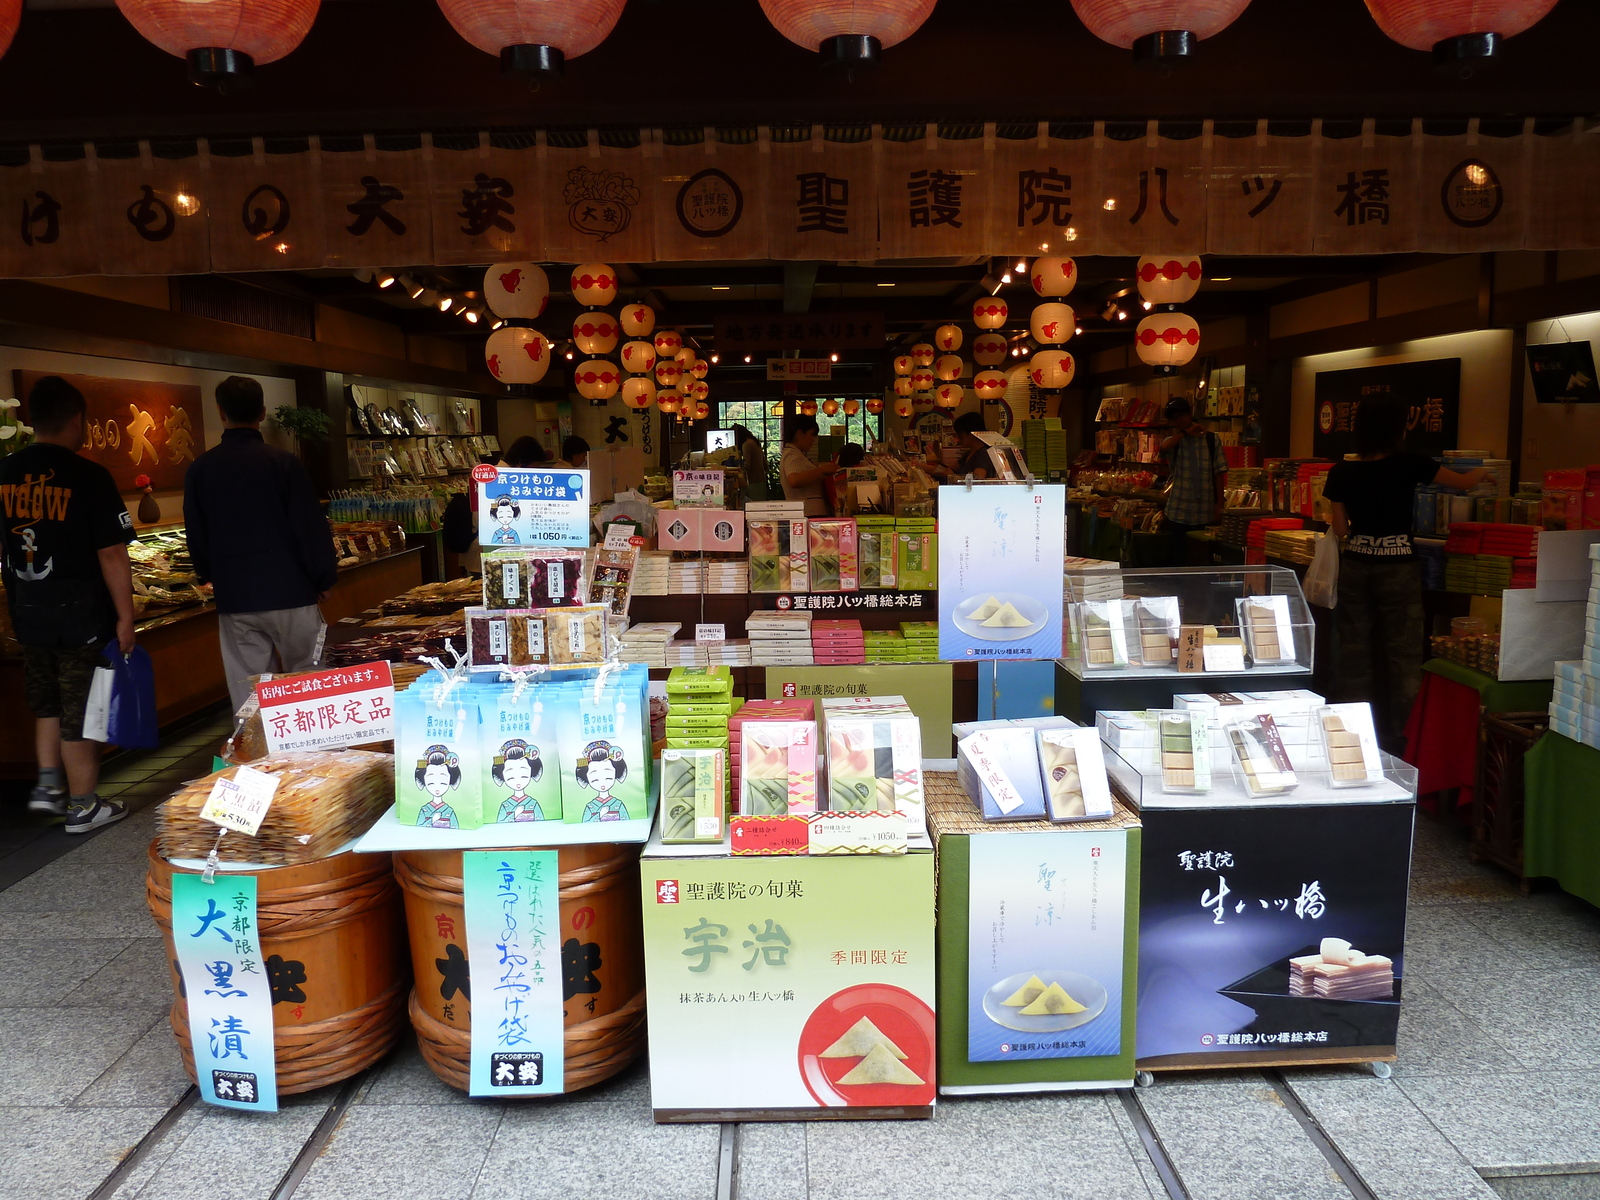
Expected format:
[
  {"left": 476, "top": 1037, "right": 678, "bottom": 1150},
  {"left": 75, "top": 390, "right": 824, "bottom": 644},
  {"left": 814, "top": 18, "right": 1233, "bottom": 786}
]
[
  {"left": 17, "top": 424, "right": 31, "bottom": 435},
  {"left": 0, "top": 397, "right": 17, "bottom": 409},
  {"left": 0, "top": 427, "right": 14, "bottom": 440}
]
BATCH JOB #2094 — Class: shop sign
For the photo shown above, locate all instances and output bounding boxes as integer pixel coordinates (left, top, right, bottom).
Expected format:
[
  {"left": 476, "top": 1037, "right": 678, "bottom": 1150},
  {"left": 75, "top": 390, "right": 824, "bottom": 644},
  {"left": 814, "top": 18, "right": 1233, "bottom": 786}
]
[
  {"left": 937, "top": 483, "right": 1066, "bottom": 662},
  {"left": 765, "top": 359, "right": 833, "bottom": 382},
  {"left": 673, "top": 469, "right": 724, "bottom": 506},
  {"left": 462, "top": 850, "right": 564, "bottom": 1095},
  {"left": 1136, "top": 805, "right": 1410, "bottom": 1067},
  {"left": 15, "top": 370, "right": 202, "bottom": 493},
  {"left": 639, "top": 853, "right": 936, "bottom": 1116},
  {"left": 764, "top": 663, "right": 955, "bottom": 757},
  {"left": 171, "top": 874, "right": 278, "bottom": 1111},
  {"left": 1311, "top": 359, "right": 1460, "bottom": 461},
  {"left": 966, "top": 831, "right": 1127, "bottom": 1063},
  {"left": 753, "top": 589, "right": 936, "bottom": 613},
  {"left": 714, "top": 312, "right": 884, "bottom": 352},
  {"left": 475, "top": 465, "right": 591, "bottom": 547},
  {"left": 256, "top": 662, "right": 395, "bottom": 754}
]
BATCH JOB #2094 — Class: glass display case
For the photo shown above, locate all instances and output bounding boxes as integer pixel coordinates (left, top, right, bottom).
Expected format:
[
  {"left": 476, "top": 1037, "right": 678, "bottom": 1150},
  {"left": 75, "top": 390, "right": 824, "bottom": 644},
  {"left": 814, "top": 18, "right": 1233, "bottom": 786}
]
[{"left": 1061, "top": 564, "right": 1315, "bottom": 681}]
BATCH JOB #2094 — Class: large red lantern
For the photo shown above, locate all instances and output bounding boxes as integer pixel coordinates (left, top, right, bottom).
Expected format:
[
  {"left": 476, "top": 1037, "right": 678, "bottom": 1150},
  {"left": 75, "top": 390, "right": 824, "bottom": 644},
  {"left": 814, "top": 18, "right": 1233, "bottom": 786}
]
[
  {"left": 0, "top": 0, "right": 20, "bottom": 64},
  {"left": 572, "top": 312, "right": 619, "bottom": 355},
  {"left": 485, "top": 326, "right": 552, "bottom": 386},
  {"left": 1363, "top": 0, "right": 1559, "bottom": 65},
  {"left": 973, "top": 297, "right": 1008, "bottom": 330},
  {"left": 757, "top": 0, "right": 935, "bottom": 68},
  {"left": 574, "top": 359, "right": 620, "bottom": 401},
  {"left": 1136, "top": 255, "right": 1203, "bottom": 306},
  {"left": 484, "top": 262, "right": 549, "bottom": 319},
  {"left": 620, "top": 340, "right": 656, "bottom": 374},
  {"left": 1070, "top": 0, "right": 1252, "bottom": 62},
  {"left": 621, "top": 376, "right": 656, "bottom": 409},
  {"left": 114, "top": 0, "right": 319, "bottom": 88},
  {"left": 434, "top": 0, "right": 626, "bottom": 78},
  {"left": 1031, "top": 256, "right": 1078, "bottom": 297},
  {"left": 1136, "top": 312, "right": 1200, "bottom": 371}
]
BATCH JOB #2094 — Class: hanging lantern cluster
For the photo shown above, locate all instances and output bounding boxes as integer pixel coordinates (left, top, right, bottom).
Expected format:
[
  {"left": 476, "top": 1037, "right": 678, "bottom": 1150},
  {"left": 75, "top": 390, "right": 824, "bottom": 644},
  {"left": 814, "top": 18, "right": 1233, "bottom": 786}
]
[
  {"left": 1134, "top": 254, "right": 1202, "bottom": 373},
  {"left": 115, "top": 0, "right": 319, "bottom": 89},
  {"left": 1363, "top": 0, "right": 1559, "bottom": 69},
  {"left": 482, "top": 261, "right": 553, "bottom": 394},
  {"left": 570, "top": 262, "right": 620, "bottom": 405},
  {"left": 1069, "top": 0, "right": 1252, "bottom": 64},
  {"left": 435, "top": 0, "right": 627, "bottom": 80},
  {"left": 757, "top": 0, "right": 935, "bottom": 70},
  {"left": 620, "top": 303, "right": 658, "bottom": 410}
]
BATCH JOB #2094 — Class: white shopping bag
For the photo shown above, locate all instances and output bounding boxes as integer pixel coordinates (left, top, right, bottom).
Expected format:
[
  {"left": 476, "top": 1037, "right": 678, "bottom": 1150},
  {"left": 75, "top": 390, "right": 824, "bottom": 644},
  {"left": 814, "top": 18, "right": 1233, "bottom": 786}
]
[
  {"left": 1304, "top": 532, "right": 1339, "bottom": 610},
  {"left": 80, "top": 659, "right": 114, "bottom": 743}
]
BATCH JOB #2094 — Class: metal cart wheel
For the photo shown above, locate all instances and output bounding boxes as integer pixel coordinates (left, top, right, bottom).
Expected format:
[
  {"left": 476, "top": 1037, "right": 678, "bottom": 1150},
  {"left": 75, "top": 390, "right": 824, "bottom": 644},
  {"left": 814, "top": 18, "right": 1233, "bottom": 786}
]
[
  {"left": 1369, "top": 1061, "right": 1392, "bottom": 1080},
  {"left": 1135, "top": 1070, "right": 1156, "bottom": 1089}
]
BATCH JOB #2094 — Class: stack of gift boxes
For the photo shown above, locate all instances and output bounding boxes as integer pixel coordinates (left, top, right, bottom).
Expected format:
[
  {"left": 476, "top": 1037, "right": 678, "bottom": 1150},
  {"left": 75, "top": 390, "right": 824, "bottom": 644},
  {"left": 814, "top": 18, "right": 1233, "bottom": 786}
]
[
  {"left": 664, "top": 667, "right": 738, "bottom": 776},
  {"left": 729, "top": 697, "right": 814, "bottom": 804},
  {"left": 1549, "top": 542, "right": 1600, "bottom": 749},
  {"left": 745, "top": 510, "right": 935, "bottom": 595},
  {"left": 812, "top": 619, "right": 865, "bottom": 665},
  {"left": 747, "top": 610, "right": 815, "bottom": 665},
  {"left": 1440, "top": 522, "right": 1539, "bottom": 594}
]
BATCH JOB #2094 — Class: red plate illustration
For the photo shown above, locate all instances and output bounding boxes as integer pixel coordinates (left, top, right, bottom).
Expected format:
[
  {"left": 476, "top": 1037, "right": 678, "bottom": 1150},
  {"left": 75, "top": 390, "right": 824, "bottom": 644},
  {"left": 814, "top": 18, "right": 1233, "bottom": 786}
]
[{"left": 797, "top": 983, "right": 936, "bottom": 1108}]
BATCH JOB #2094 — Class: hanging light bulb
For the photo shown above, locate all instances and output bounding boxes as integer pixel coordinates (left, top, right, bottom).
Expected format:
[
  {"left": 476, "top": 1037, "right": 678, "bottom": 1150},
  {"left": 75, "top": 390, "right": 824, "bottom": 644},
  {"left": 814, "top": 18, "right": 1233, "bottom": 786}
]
[
  {"left": 434, "top": 0, "right": 627, "bottom": 79},
  {"left": 114, "top": 0, "right": 319, "bottom": 89},
  {"left": 756, "top": 0, "right": 935, "bottom": 70}
]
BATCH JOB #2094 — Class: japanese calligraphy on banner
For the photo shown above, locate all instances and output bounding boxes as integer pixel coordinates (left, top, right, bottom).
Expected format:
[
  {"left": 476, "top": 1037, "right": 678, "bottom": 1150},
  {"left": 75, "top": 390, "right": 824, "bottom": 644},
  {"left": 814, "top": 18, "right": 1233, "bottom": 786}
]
[
  {"left": 171, "top": 874, "right": 279, "bottom": 1111},
  {"left": 462, "top": 850, "right": 564, "bottom": 1096},
  {"left": 0, "top": 123, "right": 1593, "bottom": 277},
  {"left": 255, "top": 662, "right": 396, "bottom": 754},
  {"left": 16, "top": 370, "right": 203, "bottom": 492},
  {"left": 1311, "top": 358, "right": 1460, "bottom": 461}
]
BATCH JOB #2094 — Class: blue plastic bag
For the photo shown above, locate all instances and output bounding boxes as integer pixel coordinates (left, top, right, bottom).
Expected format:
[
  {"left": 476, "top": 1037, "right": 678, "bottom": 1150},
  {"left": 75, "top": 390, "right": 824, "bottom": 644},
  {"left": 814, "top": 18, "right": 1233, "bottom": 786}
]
[{"left": 103, "top": 645, "right": 160, "bottom": 748}]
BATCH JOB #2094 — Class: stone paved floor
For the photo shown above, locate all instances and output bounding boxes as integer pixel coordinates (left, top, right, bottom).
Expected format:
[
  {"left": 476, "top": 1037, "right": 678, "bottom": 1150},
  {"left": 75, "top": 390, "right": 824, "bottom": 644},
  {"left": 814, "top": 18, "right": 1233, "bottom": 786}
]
[{"left": 0, "top": 711, "right": 1595, "bottom": 1200}]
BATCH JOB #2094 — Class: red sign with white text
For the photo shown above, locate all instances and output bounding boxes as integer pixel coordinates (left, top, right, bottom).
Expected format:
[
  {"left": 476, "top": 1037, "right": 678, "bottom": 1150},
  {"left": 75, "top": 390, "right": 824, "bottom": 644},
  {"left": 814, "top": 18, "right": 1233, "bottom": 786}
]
[{"left": 256, "top": 662, "right": 395, "bottom": 753}]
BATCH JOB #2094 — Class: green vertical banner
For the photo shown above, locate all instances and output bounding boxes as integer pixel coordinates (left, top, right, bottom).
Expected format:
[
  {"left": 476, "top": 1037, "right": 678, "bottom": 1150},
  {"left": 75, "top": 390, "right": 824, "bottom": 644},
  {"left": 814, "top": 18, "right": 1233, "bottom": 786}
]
[
  {"left": 462, "top": 850, "right": 564, "bottom": 1096},
  {"left": 170, "top": 874, "right": 278, "bottom": 1111}
]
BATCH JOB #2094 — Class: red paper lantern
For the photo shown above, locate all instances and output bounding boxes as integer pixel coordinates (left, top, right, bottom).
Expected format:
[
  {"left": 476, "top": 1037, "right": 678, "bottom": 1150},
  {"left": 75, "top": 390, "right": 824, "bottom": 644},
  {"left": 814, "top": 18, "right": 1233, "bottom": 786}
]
[
  {"left": 653, "top": 329, "right": 683, "bottom": 356},
  {"left": 843, "top": 399, "right": 861, "bottom": 415},
  {"left": 622, "top": 376, "right": 656, "bottom": 409},
  {"left": 893, "top": 377, "right": 914, "bottom": 398},
  {"left": 483, "top": 262, "right": 549, "bottom": 319},
  {"left": 1136, "top": 255, "right": 1203, "bottom": 306},
  {"left": 574, "top": 359, "right": 619, "bottom": 400},
  {"left": 570, "top": 262, "right": 618, "bottom": 306},
  {"left": 1029, "top": 349, "right": 1076, "bottom": 390},
  {"left": 866, "top": 398, "right": 883, "bottom": 415},
  {"left": 1030, "top": 303, "right": 1075, "bottom": 345},
  {"left": 115, "top": 0, "right": 318, "bottom": 87},
  {"left": 620, "top": 302, "right": 656, "bottom": 337},
  {"left": 973, "top": 369, "right": 1008, "bottom": 402},
  {"left": 690, "top": 359, "right": 710, "bottom": 380},
  {"left": 1363, "top": 0, "right": 1558, "bottom": 64},
  {"left": 757, "top": 0, "right": 935, "bottom": 68},
  {"left": 1070, "top": 0, "right": 1252, "bottom": 61},
  {"left": 893, "top": 397, "right": 913, "bottom": 418},
  {"left": 911, "top": 342, "right": 936, "bottom": 367},
  {"left": 893, "top": 355, "right": 914, "bottom": 376},
  {"left": 655, "top": 359, "right": 683, "bottom": 388},
  {"left": 689, "top": 379, "right": 710, "bottom": 402},
  {"left": 658, "top": 390, "right": 684, "bottom": 414},
  {"left": 822, "top": 399, "right": 841, "bottom": 416},
  {"left": 972, "top": 297, "right": 1008, "bottom": 330},
  {"left": 485, "top": 326, "right": 551, "bottom": 385},
  {"left": 935, "top": 383, "right": 963, "bottom": 409},
  {"left": 693, "top": 400, "right": 711, "bottom": 420},
  {"left": 572, "top": 312, "right": 619, "bottom": 355},
  {"left": 1031, "top": 255, "right": 1078, "bottom": 297},
  {"left": 620, "top": 340, "right": 657, "bottom": 374},
  {"left": 800, "top": 400, "right": 819, "bottom": 417},
  {"left": 972, "top": 333, "right": 1008, "bottom": 366},
  {"left": 1136, "top": 312, "right": 1200, "bottom": 370},
  {"left": 435, "top": 0, "right": 626, "bottom": 78},
  {"left": 935, "top": 354, "right": 964, "bottom": 382},
  {"left": 935, "top": 324, "right": 963, "bottom": 352},
  {"left": 911, "top": 367, "right": 935, "bottom": 392}
]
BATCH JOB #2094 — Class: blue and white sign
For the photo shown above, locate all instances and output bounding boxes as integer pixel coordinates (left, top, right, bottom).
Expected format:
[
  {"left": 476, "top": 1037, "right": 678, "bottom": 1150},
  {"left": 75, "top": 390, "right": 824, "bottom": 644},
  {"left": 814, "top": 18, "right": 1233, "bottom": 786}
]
[
  {"left": 171, "top": 874, "right": 279, "bottom": 1111},
  {"left": 967, "top": 830, "right": 1127, "bottom": 1063},
  {"left": 937, "top": 484, "right": 1066, "bottom": 662},
  {"left": 462, "top": 850, "right": 565, "bottom": 1096},
  {"left": 476, "top": 467, "right": 591, "bottom": 548}
]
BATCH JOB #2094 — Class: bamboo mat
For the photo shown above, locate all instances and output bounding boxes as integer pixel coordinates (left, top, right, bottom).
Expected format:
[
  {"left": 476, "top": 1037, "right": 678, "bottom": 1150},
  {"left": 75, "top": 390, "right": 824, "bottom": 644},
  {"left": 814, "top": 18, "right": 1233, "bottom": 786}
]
[{"left": 924, "top": 771, "right": 1142, "bottom": 842}]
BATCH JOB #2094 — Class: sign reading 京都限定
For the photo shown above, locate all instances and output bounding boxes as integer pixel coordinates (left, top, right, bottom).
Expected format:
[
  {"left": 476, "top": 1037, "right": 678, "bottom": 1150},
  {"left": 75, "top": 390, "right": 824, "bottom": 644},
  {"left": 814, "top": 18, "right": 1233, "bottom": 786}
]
[
  {"left": 256, "top": 663, "right": 396, "bottom": 755},
  {"left": 475, "top": 465, "right": 592, "bottom": 548},
  {"left": 462, "top": 850, "right": 565, "bottom": 1096},
  {"left": 640, "top": 853, "right": 936, "bottom": 1117},
  {"left": 937, "top": 484, "right": 1066, "bottom": 663},
  {"left": 171, "top": 874, "right": 278, "bottom": 1111}
]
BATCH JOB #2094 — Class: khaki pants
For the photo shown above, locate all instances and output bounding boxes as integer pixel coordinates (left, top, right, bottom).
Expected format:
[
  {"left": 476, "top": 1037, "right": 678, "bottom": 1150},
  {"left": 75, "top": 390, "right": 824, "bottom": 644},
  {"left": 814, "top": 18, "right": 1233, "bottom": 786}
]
[{"left": 219, "top": 604, "right": 326, "bottom": 712}]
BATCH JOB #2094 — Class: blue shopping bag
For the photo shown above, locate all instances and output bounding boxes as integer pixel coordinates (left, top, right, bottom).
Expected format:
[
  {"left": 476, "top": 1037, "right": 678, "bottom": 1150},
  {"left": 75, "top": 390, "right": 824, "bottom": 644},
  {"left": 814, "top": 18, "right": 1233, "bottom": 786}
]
[{"left": 103, "top": 645, "right": 160, "bottom": 748}]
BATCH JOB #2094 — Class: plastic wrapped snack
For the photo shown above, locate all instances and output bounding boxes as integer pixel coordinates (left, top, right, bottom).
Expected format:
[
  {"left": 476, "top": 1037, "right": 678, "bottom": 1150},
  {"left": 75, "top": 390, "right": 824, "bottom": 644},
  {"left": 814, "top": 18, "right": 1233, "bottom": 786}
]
[
  {"left": 395, "top": 680, "right": 484, "bottom": 828},
  {"left": 555, "top": 666, "right": 651, "bottom": 823},
  {"left": 1237, "top": 594, "right": 1295, "bottom": 664},
  {"left": 1131, "top": 596, "right": 1180, "bottom": 668},
  {"left": 1036, "top": 726, "right": 1114, "bottom": 822},
  {"left": 739, "top": 720, "right": 819, "bottom": 815},
  {"left": 1314, "top": 703, "right": 1384, "bottom": 787},
  {"left": 482, "top": 550, "right": 532, "bottom": 610},
  {"left": 542, "top": 604, "right": 611, "bottom": 666},
  {"left": 1157, "top": 710, "right": 1211, "bottom": 794},
  {"left": 1076, "top": 600, "right": 1129, "bottom": 669},
  {"left": 479, "top": 684, "right": 563, "bottom": 822},
  {"left": 1227, "top": 713, "right": 1298, "bottom": 797},
  {"left": 660, "top": 747, "right": 727, "bottom": 843}
]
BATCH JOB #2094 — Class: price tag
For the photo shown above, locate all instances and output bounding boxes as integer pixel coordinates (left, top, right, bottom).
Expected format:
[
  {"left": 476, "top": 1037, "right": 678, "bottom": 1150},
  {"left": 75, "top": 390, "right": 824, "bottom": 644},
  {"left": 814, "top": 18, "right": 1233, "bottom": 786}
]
[
  {"left": 695, "top": 623, "right": 726, "bottom": 643},
  {"left": 602, "top": 523, "right": 636, "bottom": 550},
  {"left": 1202, "top": 643, "right": 1247, "bottom": 673},
  {"left": 199, "top": 765, "right": 281, "bottom": 836}
]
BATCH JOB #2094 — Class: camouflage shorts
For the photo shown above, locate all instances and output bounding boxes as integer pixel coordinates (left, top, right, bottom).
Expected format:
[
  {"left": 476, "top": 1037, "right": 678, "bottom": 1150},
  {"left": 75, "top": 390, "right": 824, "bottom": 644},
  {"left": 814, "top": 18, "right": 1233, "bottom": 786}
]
[{"left": 22, "top": 642, "right": 107, "bottom": 741}]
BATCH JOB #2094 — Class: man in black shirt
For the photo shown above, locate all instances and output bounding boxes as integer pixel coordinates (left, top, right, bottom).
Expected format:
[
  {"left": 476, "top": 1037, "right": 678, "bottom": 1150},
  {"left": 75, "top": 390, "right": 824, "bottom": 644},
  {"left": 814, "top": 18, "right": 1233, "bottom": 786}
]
[
  {"left": 184, "top": 377, "right": 338, "bottom": 710},
  {"left": 0, "top": 376, "right": 135, "bottom": 832}
]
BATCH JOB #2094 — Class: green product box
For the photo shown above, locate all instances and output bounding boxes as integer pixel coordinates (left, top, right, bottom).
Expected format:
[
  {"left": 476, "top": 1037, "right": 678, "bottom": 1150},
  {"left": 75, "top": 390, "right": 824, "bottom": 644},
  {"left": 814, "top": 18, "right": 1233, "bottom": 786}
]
[
  {"left": 897, "top": 532, "right": 938, "bottom": 590},
  {"left": 665, "top": 665, "right": 734, "bottom": 696},
  {"left": 659, "top": 747, "right": 727, "bottom": 844},
  {"left": 665, "top": 734, "right": 731, "bottom": 751},
  {"left": 667, "top": 699, "right": 735, "bottom": 716},
  {"left": 665, "top": 711, "right": 731, "bottom": 730}
]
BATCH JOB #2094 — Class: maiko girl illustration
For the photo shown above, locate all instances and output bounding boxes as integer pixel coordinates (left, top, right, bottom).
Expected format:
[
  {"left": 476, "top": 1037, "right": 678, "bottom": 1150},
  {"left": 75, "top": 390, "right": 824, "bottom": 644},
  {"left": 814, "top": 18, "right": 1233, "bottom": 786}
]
[
  {"left": 575, "top": 740, "right": 629, "bottom": 822},
  {"left": 493, "top": 739, "right": 546, "bottom": 822},
  {"left": 414, "top": 744, "right": 462, "bottom": 828},
  {"left": 489, "top": 496, "right": 521, "bottom": 544}
]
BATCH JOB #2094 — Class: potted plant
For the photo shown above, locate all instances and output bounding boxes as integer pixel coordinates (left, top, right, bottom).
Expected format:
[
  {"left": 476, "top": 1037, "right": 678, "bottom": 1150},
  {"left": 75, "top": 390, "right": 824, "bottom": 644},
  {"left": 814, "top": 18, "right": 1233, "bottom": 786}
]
[{"left": 271, "top": 403, "right": 333, "bottom": 453}]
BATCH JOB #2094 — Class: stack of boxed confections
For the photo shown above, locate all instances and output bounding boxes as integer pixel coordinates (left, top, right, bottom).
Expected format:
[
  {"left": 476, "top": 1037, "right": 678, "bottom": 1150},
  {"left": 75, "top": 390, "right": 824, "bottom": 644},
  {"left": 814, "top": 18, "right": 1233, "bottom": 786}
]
[
  {"left": 864, "top": 629, "right": 909, "bottom": 662},
  {"left": 632, "top": 550, "right": 671, "bottom": 596},
  {"left": 895, "top": 517, "right": 938, "bottom": 590},
  {"left": 952, "top": 716, "right": 1114, "bottom": 823},
  {"left": 618, "top": 621, "right": 680, "bottom": 667},
  {"left": 747, "top": 501, "right": 809, "bottom": 593},
  {"left": 729, "top": 698, "right": 814, "bottom": 808},
  {"left": 747, "top": 610, "right": 815, "bottom": 665},
  {"left": 1263, "top": 527, "right": 1317, "bottom": 565},
  {"left": 664, "top": 666, "right": 737, "bottom": 775},
  {"left": 704, "top": 558, "right": 750, "bottom": 594},
  {"left": 667, "top": 558, "right": 706, "bottom": 595},
  {"left": 819, "top": 696, "right": 926, "bottom": 837},
  {"left": 1172, "top": 690, "right": 1325, "bottom": 753},
  {"left": 900, "top": 621, "right": 939, "bottom": 661},
  {"left": 1549, "top": 540, "right": 1600, "bottom": 747},
  {"left": 466, "top": 548, "right": 615, "bottom": 672},
  {"left": 807, "top": 518, "right": 859, "bottom": 592},
  {"left": 856, "top": 515, "right": 898, "bottom": 588},
  {"left": 707, "top": 637, "right": 753, "bottom": 667},
  {"left": 812, "top": 618, "right": 865, "bottom": 664},
  {"left": 1063, "top": 558, "right": 1123, "bottom": 602},
  {"left": 666, "top": 639, "right": 710, "bottom": 667}
]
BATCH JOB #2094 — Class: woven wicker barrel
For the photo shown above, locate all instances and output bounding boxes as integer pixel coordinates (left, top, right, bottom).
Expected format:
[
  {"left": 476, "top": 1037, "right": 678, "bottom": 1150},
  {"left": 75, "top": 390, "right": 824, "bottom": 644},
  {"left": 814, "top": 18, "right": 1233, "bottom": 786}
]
[
  {"left": 393, "top": 844, "right": 646, "bottom": 1094},
  {"left": 145, "top": 845, "right": 411, "bottom": 1095}
]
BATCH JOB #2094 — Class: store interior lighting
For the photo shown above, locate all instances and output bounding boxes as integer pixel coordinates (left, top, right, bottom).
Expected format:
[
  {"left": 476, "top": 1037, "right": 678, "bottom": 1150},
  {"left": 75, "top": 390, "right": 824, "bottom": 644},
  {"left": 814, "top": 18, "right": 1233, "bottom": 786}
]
[{"left": 375, "top": 270, "right": 396, "bottom": 289}]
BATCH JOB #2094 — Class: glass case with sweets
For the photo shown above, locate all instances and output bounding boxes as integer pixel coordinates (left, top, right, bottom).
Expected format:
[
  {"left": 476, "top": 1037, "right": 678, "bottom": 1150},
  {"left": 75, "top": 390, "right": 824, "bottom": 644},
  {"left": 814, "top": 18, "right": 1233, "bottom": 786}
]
[{"left": 1061, "top": 565, "right": 1315, "bottom": 680}]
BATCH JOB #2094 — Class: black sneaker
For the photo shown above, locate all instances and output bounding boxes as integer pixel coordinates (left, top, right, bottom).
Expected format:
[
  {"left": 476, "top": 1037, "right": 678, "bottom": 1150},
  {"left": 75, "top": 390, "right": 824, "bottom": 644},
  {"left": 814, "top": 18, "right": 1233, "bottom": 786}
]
[
  {"left": 65, "top": 797, "right": 127, "bottom": 834},
  {"left": 27, "top": 785, "right": 66, "bottom": 816}
]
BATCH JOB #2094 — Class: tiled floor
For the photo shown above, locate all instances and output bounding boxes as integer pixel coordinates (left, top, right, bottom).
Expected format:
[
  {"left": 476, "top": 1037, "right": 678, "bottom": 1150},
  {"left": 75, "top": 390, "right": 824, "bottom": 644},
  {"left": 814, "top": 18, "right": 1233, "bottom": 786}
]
[{"left": 2, "top": 717, "right": 1598, "bottom": 1200}]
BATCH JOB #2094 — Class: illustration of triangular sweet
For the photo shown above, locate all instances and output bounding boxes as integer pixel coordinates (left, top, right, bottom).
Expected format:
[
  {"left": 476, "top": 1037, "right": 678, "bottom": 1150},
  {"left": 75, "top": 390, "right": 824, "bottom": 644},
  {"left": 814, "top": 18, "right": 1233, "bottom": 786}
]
[
  {"left": 969, "top": 596, "right": 1002, "bottom": 620},
  {"left": 1018, "top": 981, "right": 1087, "bottom": 1016},
  {"left": 819, "top": 1016, "right": 908, "bottom": 1059},
  {"left": 837, "top": 1043, "right": 925, "bottom": 1086},
  {"left": 982, "top": 601, "right": 1031, "bottom": 628},
  {"left": 1002, "top": 975, "right": 1048, "bottom": 1007}
]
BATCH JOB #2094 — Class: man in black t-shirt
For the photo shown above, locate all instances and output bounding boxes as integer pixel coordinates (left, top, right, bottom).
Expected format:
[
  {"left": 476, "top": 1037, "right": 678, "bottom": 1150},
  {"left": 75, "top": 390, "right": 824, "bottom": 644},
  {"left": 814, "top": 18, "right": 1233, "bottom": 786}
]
[{"left": 0, "top": 376, "right": 135, "bottom": 832}]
